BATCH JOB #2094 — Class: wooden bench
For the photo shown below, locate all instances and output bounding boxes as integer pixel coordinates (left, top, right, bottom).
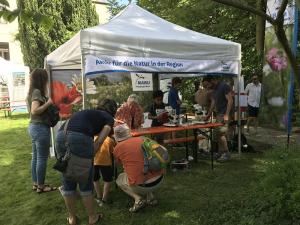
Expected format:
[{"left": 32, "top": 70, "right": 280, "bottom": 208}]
[
  {"left": 163, "top": 135, "right": 205, "bottom": 145},
  {"left": 0, "top": 96, "right": 11, "bottom": 117}
]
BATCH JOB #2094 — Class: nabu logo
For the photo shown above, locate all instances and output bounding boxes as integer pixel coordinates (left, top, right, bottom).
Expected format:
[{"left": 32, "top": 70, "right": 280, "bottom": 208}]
[
  {"left": 221, "top": 61, "right": 230, "bottom": 72},
  {"left": 135, "top": 74, "right": 150, "bottom": 87}
]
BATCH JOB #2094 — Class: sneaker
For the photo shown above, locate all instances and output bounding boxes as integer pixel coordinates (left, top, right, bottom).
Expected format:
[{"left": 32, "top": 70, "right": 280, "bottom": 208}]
[
  {"left": 217, "top": 153, "right": 231, "bottom": 162},
  {"left": 213, "top": 152, "right": 221, "bottom": 159},
  {"left": 95, "top": 197, "right": 107, "bottom": 207},
  {"left": 129, "top": 199, "right": 146, "bottom": 213}
]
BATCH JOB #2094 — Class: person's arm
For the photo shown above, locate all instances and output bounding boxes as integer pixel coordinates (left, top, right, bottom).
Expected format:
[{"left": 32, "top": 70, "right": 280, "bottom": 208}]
[
  {"left": 94, "top": 125, "right": 112, "bottom": 154},
  {"left": 134, "top": 105, "right": 144, "bottom": 128},
  {"left": 224, "top": 92, "right": 233, "bottom": 122},
  {"left": 31, "top": 98, "right": 53, "bottom": 115},
  {"left": 245, "top": 84, "right": 250, "bottom": 95}
]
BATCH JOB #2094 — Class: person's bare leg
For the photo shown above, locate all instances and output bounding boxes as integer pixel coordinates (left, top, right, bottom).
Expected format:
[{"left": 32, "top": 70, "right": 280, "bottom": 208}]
[
  {"left": 246, "top": 117, "right": 251, "bottom": 133},
  {"left": 119, "top": 184, "right": 143, "bottom": 203},
  {"left": 93, "top": 181, "right": 101, "bottom": 199},
  {"left": 219, "top": 135, "right": 228, "bottom": 153},
  {"left": 254, "top": 117, "right": 258, "bottom": 134},
  {"left": 102, "top": 182, "right": 112, "bottom": 201},
  {"left": 62, "top": 195, "right": 77, "bottom": 225},
  {"left": 81, "top": 195, "right": 99, "bottom": 224}
]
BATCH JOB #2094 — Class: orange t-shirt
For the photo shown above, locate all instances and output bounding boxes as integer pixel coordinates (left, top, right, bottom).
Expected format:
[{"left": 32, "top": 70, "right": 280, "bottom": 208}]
[
  {"left": 113, "top": 136, "right": 164, "bottom": 185},
  {"left": 94, "top": 137, "right": 116, "bottom": 166}
]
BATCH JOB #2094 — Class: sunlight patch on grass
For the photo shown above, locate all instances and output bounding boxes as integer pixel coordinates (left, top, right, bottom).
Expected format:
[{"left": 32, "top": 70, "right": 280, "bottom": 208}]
[
  {"left": 0, "top": 154, "right": 14, "bottom": 166},
  {"left": 164, "top": 210, "right": 181, "bottom": 218}
]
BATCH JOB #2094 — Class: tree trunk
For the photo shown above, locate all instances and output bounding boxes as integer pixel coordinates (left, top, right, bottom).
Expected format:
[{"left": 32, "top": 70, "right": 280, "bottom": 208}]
[{"left": 255, "top": 0, "right": 266, "bottom": 55}]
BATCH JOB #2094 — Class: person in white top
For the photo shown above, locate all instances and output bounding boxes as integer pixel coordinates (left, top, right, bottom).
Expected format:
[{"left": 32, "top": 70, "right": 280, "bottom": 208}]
[{"left": 245, "top": 75, "right": 262, "bottom": 134}]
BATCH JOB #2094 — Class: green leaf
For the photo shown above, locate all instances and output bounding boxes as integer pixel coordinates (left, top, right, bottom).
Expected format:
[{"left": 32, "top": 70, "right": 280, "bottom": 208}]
[{"left": 0, "top": 0, "right": 9, "bottom": 7}]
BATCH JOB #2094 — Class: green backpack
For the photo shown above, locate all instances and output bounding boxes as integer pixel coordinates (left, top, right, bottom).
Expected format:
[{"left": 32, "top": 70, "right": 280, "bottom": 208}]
[{"left": 141, "top": 137, "right": 169, "bottom": 174}]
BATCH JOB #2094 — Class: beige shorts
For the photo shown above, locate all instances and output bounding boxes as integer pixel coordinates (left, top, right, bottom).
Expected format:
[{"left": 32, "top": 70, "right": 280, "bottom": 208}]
[
  {"left": 116, "top": 173, "right": 163, "bottom": 197},
  {"left": 213, "top": 115, "right": 229, "bottom": 141}
]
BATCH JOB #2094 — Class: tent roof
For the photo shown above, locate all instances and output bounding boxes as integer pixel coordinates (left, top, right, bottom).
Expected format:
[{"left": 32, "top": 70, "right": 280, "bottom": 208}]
[{"left": 46, "top": 4, "right": 240, "bottom": 70}]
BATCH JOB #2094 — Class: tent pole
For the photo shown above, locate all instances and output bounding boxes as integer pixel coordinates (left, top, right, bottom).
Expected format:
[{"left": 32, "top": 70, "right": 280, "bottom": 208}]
[
  {"left": 237, "top": 61, "right": 242, "bottom": 155},
  {"left": 81, "top": 54, "right": 87, "bottom": 109}
]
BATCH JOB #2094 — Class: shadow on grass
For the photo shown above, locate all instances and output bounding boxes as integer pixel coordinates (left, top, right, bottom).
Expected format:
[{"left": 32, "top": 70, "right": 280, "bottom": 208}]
[{"left": 0, "top": 124, "right": 269, "bottom": 225}]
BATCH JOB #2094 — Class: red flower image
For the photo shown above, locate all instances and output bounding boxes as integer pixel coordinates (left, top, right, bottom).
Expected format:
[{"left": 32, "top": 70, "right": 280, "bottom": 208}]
[{"left": 51, "top": 81, "right": 82, "bottom": 118}]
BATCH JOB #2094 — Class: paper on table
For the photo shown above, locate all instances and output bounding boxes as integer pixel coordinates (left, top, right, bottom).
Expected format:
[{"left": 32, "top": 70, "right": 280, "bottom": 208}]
[{"left": 142, "top": 119, "right": 152, "bottom": 128}]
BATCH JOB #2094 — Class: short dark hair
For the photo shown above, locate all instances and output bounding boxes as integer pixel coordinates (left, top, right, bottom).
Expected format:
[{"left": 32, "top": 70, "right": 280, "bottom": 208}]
[
  {"left": 172, "top": 77, "right": 182, "bottom": 86},
  {"left": 202, "top": 76, "right": 214, "bottom": 82},
  {"left": 153, "top": 90, "right": 164, "bottom": 99},
  {"left": 97, "top": 99, "right": 118, "bottom": 117}
]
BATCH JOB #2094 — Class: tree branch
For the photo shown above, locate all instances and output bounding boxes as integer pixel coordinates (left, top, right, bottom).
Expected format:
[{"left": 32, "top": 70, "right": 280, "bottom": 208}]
[
  {"left": 275, "top": 0, "right": 288, "bottom": 23},
  {"left": 212, "top": 0, "right": 275, "bottom": 24}
]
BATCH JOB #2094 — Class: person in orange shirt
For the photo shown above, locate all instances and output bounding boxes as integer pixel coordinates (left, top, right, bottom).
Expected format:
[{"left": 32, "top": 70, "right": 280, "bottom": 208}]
[
  {"left": 93, "top": 135, "right": 116, "bottom": 206},
  {"left": 113, "top": 123, "right": 165, "bottom": 213}
]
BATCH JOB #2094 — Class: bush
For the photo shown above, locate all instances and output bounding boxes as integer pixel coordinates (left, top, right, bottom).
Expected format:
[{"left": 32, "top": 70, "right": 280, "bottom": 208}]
[{"left": 239, "top": 148, "right": 300, "bottom": 224}]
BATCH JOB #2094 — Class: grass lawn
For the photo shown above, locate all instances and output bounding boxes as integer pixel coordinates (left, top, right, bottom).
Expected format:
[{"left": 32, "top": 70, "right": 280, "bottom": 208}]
[{"left": 0, "top": 113, "right": 296, "bottom": 225}]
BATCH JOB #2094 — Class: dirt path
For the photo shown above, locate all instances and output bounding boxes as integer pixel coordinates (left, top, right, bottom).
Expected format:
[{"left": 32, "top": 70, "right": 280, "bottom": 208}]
[{"left": 244, "top": 126, "right": 300, "bottom": 151}]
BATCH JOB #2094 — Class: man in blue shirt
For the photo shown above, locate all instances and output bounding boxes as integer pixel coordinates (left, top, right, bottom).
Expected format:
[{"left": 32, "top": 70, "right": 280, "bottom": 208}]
[
  {"left": 168, "top": 77, "right": 182, "bottom": 115},
  {"left": 204, "top": 76, "right": 233, "bottom": 162}
]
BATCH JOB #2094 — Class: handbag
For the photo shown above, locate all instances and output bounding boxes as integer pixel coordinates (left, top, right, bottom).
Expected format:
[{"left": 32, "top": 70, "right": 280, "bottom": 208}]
[
  {"left": 41, "top": 101, "right": 60, "bottom": 127},
  {"left": 53, "top": 119, "right": 93, "bottom": 184}
]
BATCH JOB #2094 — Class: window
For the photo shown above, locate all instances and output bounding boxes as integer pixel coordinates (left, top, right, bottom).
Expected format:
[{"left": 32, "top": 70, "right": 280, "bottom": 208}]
[{"left": 0, "top": 42, "right": 10, "bottom": 60}]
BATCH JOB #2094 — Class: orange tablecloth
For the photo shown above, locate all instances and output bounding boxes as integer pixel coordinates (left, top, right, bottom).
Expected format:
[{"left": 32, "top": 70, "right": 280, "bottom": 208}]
[{"left": 131, "top": 123, "right": 223, "bottom": 136}]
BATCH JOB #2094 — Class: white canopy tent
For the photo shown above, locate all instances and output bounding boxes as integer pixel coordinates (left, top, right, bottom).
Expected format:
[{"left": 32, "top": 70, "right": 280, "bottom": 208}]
[{"left": 45, "top": 3, "right": 242, "bottom": 153}]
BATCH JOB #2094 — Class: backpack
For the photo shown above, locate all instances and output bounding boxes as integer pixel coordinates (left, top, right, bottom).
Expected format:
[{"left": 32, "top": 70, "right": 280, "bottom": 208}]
[
  {"left": 41, "top": 104, "right": 60, "bottom": 127},
  {"left": 141, "top": 137, "right": 169, "bottom": 174},
  {"left": 230, "top": 133, "right": 255, "bottom": 153}
]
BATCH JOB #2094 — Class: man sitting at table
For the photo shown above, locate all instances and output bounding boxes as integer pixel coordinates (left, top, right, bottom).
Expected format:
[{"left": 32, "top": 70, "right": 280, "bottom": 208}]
[
  {"left": 147, "top": 90, "right": 168, "bottom": 143},
  {"left": 113, "top": 123, "right": 165, "bottom": 213}
]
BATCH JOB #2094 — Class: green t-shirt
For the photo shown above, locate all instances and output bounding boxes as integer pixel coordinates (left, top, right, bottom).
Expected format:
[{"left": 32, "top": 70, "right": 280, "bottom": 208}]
[{"left": 26, "top": 89, "right": 48, "bottom": 125}]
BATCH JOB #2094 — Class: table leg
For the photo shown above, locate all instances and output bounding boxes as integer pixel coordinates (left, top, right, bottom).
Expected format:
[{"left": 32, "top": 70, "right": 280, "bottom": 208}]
[
  {"left": 185, "top": 129, "right": 189, "bottom": 160},
  {"left": 210, "top": 128, "right": 214, "bottom": 170},
  {"left": 193, "top": 129, "right": 198, "bottom": 162}
]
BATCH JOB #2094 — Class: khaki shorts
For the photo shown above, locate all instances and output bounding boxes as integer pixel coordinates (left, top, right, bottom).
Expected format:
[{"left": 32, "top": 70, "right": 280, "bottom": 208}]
[
  {"left": 116, "top": 173, "right": 163, "bottom": 197},
  {"left": 213, "top": 115, "right": 229, "bottom": 141}
]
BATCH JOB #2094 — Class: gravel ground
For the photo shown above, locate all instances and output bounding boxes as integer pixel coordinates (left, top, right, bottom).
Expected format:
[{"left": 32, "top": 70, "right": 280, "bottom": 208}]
[{"left": 244, "top": 126, "right": 300, "bottom": 151}]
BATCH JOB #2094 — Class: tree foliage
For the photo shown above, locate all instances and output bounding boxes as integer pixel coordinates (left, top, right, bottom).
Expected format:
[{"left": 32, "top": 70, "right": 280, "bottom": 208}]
[
  {"left": 17, "top": 0, "right": 99, "bottom": 69},
  {"left": 137, "top": 0, "right": 260, "bottom": 80},
  {"left": 107, "top": 0, "right": 126, "bottom": 18}
]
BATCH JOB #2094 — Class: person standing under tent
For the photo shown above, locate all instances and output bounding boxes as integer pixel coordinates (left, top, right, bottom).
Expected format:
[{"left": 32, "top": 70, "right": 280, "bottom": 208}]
[
  {"left": 205, "top": 76, "right": 233, "bottom": 162},
  {"left": 168, "top": 77, "right": 182, "bottom": 115},
  {"left": 245, "top": 75, "right": 262, "bottom": 134},
  {"left": 26, "top": 68, "right": 58, "bottom": 193},
  {"left": 194, "top": 79, "right": 213, "bottom": 111},
  {"left": 115, "top": 94, "right": 144, "bottom": 129}
]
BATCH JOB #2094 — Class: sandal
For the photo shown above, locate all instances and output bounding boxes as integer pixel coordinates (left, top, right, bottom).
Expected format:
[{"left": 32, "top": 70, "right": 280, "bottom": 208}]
[
  {"left": 67, "top": 216, "right": 79, "bottom": 225},
  {"left": 129, "top": 199, "right": 146, "bottom": 213},
  {"left": 32, "top": 184, "right": 38, "bottom": 191},
  {"left": 36, "top": 185, "right": 58, "bottom": 194},
  {"left": 33, "top": 184, "right": 50, "bottom": 191},
  {"left": 89, "top": 213, "right": 103, "bottom": 225}
]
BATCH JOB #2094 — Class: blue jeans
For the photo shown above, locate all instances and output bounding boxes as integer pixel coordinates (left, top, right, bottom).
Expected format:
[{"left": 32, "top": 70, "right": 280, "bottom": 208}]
[
  {"left": 29, "top": 123, "right": 50, "bottom": 185},
  {"left": 55, "top": 131, "right": 94, "bottom": 196}
]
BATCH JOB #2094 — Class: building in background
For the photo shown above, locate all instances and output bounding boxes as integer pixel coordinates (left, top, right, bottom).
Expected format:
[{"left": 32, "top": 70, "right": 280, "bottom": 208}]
[
  {"left": 0, "top": 0, "right": 110, "bottom": 67},
  {"left": 0, "top": 0, "right": 23, "bottom": 65},
  {"left": 93, "top": 0, "right": 110, "bottom": 24}
]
